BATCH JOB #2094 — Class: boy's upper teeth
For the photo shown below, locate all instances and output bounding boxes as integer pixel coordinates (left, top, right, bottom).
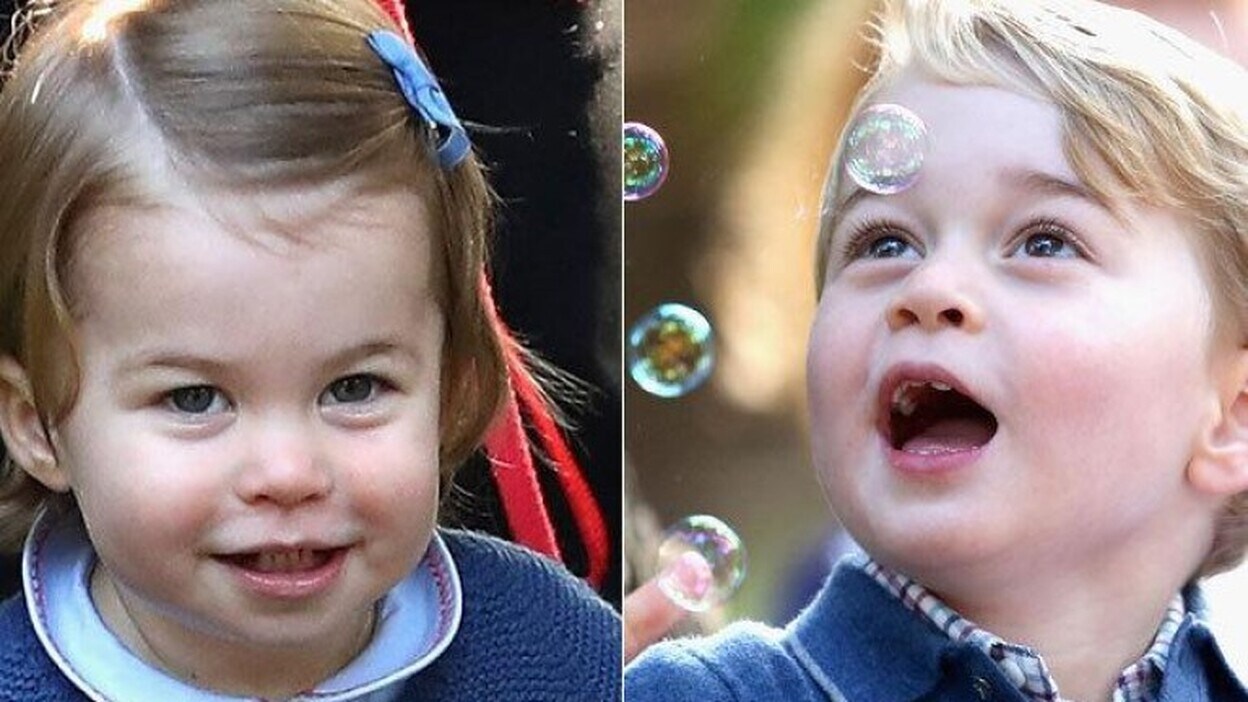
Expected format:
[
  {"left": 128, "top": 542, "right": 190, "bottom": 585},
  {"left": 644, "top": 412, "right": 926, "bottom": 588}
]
[{"left": 891, "top": 379, "right": 956, "bottom": 416}]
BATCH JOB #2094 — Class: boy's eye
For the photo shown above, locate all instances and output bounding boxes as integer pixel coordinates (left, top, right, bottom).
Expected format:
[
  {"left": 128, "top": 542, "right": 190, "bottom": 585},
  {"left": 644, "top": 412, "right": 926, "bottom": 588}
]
[
  {"left": 322, "top": 374, "right": 383, "bottom": 405},
  {"left": 167, "top": 385, "right": 228, "bottom": 415},
  {"left": 842, "top": 220, "right": 921, "bottom": 262},
  {"left": 865, "top": 236, "right": 915, "bottom": 259},
  {"left": 1020, "top": 233, "right": 1071, "bottom": 258},
  {"left": 1010, "top": 220, "right": 1084, "bottom": 260}
]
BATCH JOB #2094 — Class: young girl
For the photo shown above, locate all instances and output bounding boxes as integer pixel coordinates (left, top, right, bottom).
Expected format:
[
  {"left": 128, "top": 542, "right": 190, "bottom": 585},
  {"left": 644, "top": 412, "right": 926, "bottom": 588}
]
[{"left": 0, "top": 0, "right": 618, "bottom": 699}]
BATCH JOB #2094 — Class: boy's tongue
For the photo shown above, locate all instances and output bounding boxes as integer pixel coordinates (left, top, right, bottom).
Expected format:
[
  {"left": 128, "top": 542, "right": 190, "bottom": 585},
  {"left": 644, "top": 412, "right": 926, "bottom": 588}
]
[{"left": 902, "top": 417, "right": 994, "bottom": 452}]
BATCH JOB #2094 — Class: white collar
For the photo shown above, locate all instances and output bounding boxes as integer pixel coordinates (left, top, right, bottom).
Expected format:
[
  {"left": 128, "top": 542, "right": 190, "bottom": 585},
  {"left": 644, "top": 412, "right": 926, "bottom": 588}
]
[{"left": 22, "top": 508, "right": 462, "bottom": 702}]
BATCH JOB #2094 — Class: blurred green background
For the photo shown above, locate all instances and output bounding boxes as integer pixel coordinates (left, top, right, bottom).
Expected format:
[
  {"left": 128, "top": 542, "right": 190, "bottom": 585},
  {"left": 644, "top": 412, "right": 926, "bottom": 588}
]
[{"left": 624, "top": 0, "right": 876, "bottom": 623}]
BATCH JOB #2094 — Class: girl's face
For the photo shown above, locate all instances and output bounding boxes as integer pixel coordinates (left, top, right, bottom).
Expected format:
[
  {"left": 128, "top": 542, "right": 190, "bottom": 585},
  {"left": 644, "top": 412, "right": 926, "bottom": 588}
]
[{"left": 51, "top": 186, "right": 444, "bottom": 691}]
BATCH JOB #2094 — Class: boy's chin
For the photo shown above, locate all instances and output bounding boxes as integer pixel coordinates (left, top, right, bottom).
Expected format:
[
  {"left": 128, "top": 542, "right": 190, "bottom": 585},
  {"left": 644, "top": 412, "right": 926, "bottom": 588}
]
[{"left": 845, "top": 506, "right": 1026, "bottom": 584}]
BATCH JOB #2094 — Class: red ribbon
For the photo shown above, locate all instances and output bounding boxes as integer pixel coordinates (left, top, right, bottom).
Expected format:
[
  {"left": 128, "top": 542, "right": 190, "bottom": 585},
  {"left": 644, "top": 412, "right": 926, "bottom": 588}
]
[{"left": 371, "top": 0, "right": 610, "bottom": 589}]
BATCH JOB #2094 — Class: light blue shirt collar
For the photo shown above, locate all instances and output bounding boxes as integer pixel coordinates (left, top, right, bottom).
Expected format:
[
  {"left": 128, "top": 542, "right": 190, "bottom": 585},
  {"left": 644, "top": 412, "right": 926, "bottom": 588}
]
[{"left": 22, "top": 508, "right": 462, "bottom": 702}]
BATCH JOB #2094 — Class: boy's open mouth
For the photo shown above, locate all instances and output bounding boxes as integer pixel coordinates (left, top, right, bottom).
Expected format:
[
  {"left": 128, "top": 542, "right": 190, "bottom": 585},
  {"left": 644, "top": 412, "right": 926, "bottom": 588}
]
[
  {"left": 218, "top": 547, "right": 344, "bottom": 574},
  {"left": 885, "top": 379, "right": 998, "bottom": 452}
]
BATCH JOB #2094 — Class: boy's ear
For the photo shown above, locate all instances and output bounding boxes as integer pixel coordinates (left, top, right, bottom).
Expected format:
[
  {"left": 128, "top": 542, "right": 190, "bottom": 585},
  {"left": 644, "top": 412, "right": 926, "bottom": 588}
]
[
  {"left": 1189, "top": 347, "right": 1248, "bottom": 497},
  {"left": 0, "top": 356, "right": 69, "bottom": 492}
]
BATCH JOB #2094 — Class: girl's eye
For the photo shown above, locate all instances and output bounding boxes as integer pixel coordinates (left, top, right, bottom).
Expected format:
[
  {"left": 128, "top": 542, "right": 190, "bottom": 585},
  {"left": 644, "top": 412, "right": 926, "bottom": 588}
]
[
  {"left": 1011, "top": 221, "right": 1084, "bottom": 260},
  {"left": 167, "top": 386, "right": 228, "bottom": 415},
  {"left": 322, "top": 374, "right": 383, "bottom": 405}
]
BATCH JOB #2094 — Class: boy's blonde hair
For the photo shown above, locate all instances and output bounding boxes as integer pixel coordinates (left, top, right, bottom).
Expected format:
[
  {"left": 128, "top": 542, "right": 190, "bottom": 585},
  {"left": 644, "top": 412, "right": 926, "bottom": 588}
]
[
  {"left": 0, "top": 0, "right": 507, "bottom": 550},
  {"left": 816, "top": 0, "right": 1248, "bottom": 578}
]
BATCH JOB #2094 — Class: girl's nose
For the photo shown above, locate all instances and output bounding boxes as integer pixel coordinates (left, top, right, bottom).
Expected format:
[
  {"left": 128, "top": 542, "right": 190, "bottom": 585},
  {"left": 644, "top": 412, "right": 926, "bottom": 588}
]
[
  {"left": 885, "top": 258, "right": 986, "bottom": 334},
  {"left": 233, "top": 421, "right": 333, "bottom": 507}
]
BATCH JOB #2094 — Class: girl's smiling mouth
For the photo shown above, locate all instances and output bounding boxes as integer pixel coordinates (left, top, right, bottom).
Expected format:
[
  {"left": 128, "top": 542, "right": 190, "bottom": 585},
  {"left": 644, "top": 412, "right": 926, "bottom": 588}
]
[
  {"left": 222, "top": 547, "right": 340, "bottom": 573},
  {"left": 216, "top": 546, "right": 351, "bottom": 599}
]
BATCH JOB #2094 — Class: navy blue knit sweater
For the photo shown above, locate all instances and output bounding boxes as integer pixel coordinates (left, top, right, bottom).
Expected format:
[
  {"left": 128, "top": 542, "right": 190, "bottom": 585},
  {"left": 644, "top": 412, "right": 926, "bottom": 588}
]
[{"left": 0, "top": 529, "right": 621, "bottom": 701}]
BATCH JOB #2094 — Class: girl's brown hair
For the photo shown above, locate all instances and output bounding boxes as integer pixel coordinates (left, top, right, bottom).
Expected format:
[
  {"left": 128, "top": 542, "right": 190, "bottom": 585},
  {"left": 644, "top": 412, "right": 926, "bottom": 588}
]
[{"left": 0, "top": 0, "right": 507, "bottom": 550}]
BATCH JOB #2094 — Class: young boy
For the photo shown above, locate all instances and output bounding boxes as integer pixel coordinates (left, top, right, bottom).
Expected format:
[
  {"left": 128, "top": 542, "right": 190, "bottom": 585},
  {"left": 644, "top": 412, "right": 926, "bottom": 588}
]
[{"left": 626, "top": 0, "right": 1248, "bottom": 700}]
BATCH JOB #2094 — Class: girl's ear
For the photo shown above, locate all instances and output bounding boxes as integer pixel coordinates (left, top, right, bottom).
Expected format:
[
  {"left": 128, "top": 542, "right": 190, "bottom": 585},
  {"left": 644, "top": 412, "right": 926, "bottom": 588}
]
[
  {"left": 1190, "top": 347, "right": 1248, "bottom": 497},
  {"left": 0, "top": 356, "right": 69, "bottom": 492}
]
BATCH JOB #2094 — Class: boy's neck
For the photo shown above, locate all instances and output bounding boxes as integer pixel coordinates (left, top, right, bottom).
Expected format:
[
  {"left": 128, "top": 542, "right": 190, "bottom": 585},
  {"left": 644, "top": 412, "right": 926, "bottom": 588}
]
[
  {"left": 898, "top": 511, "right": 1207, "bottom": 702},
  {"left": 90, "top": 565, "right": 376, "bottom": 698},
  {"left": 946, "top": 573, "right": 1173, "bottom": 702}
]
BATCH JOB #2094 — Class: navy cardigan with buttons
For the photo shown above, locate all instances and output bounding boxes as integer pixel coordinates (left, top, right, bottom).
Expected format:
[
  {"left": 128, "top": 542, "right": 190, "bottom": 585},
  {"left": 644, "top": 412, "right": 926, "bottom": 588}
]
[
  {"left": 626, "top": 562, "right": 1247, "bottom": 702},
  {"left": 0, "top": 529, "right": 621, "bottom": 702}
]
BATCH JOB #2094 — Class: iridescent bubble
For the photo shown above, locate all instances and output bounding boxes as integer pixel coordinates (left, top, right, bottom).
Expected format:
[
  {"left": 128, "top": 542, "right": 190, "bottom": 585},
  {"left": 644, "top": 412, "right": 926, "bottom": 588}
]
[
  {"left": 843, "top": 103, "right": 928, "bottom": 195},
  {"left": 656, "top": 515, "right": 746, "bottom": 612},
  {"left": 624, "top": 122, "right": 669, "bottom": 201},
  {"left": 627, "top": 303, "right": 714, "bottom": 398}
]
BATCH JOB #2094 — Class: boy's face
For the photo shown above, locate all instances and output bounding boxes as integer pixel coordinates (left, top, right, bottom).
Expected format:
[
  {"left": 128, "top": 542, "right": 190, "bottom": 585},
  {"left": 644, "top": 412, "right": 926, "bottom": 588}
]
[
  {"left": 809, "top": 71, "right": 1231, "bottom": 590},
  {"left": 50, "top": 187, "right": 443, "bottom": 664}
]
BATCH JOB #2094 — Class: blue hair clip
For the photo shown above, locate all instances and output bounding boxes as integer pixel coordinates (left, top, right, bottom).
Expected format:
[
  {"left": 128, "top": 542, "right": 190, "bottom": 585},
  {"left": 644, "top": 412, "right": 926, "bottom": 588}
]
[{"left": 367, "top": 30, "right": 471, "bottom": 170}]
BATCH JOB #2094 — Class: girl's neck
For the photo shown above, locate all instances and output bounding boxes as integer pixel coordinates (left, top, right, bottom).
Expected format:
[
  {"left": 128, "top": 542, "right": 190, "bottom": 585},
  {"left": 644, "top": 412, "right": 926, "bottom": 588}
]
[{"left": 90, "top": 565, "right": 376, "bottom": 698}]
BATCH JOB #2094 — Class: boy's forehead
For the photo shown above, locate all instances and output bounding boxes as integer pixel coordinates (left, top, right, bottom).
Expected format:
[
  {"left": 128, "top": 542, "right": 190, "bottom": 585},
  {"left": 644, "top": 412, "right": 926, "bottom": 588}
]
[
  {"left": 841, "top": 102, "right": 929, "bottom": 198},
  {"left": 831, "top": 73, "right": 1079, "bottom": 213}
]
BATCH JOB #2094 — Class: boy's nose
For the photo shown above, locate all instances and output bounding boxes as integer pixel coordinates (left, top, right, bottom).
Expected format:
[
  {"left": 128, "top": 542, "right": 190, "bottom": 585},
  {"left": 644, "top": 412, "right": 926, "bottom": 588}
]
[
  {"left": 885, "top": 259, "right": 986, "bottom": 334},
  {"left": 234, "top": 421, "right": 333, "bottom": 507}
]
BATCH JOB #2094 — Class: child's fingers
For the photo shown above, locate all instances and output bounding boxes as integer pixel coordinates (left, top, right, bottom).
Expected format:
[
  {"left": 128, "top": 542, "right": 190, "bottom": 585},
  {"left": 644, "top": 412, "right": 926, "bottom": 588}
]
[
  {"left": 624, "top": 576, "right": 687, "bottom": 663},
  {"left": 625, "top": 550, "right": 718, "bottom": 664}
]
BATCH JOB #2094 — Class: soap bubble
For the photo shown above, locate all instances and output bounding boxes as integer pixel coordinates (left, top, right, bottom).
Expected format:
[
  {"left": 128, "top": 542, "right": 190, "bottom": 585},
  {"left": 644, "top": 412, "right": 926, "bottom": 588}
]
[
  {"left": 844, "top": 103, "right": 928, "bottom": 195},
  {"left": 627, "top": 303, "right": 714, "bottom": 398},
  {"left": 624, "top": 122, "right": 669, "bottom": 201},
  {"left": 657, "top": 515, "right": 746, "bottom": 612}
]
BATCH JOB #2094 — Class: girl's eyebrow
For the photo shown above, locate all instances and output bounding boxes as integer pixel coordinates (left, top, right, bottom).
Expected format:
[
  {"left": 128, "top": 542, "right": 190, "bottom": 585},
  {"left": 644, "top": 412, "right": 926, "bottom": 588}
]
[
  {"left": 116, "top": 351, "right": 228, "bottom": 377},
  {"left": 115, "top": 340, "right": 418, "bottom": 377},
  {"left": 320, "top": 340, "right": 419, "bottom": 370}
]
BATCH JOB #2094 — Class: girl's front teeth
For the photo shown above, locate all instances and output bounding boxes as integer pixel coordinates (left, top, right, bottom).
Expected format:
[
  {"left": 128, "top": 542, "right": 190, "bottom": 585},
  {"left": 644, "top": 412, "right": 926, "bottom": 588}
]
[{"left": 250, "top": 549, "right": 324, "bottom": 573}]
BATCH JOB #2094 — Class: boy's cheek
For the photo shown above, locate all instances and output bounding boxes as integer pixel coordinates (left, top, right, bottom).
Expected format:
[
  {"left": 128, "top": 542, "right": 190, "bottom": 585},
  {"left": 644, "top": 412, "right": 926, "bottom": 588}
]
[
  {"left": 805, "top": 307, "right": 855, "bottom": 424},
  {"left": 806, "top": 305, "right": 876, "bottom": 478}
]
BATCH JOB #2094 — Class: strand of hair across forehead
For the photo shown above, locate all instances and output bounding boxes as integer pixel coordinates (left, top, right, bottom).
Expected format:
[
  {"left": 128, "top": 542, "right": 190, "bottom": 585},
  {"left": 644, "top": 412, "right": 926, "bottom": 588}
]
[{"left": 374, "top": 0, "right": 608, "bottom": 588}]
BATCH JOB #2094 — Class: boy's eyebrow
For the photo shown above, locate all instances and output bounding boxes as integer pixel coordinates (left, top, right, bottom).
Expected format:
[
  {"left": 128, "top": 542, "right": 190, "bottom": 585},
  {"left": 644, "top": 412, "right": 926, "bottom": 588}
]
[
  {"left": 830, "top": 168, "right": 1123, "bottom": 222},
  {"left": 1002, "top": 168, "right": 1122, "bottom": 219},
  {"left": 830, "top": 186, "right": 873, "bottom": 221}
]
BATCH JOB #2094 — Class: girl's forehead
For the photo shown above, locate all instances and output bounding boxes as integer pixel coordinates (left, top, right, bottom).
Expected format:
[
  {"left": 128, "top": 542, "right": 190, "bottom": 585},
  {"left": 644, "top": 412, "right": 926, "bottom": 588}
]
[
  {"left": 83, "top": 179, "right": 431, "bottom": 254},
  {"left": 69, "top": 187, "right": 438, "bottom": 318},
  {"left": 65, "top": 186, "right": 435, "bottom": 316}
]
